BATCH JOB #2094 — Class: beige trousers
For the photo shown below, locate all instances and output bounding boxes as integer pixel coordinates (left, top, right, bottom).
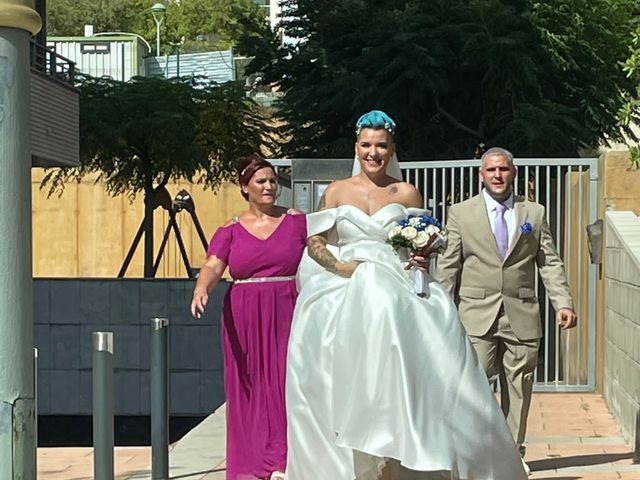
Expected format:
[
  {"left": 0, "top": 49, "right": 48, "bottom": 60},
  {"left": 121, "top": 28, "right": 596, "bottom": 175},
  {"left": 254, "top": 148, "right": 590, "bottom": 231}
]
[{"left": 468, "top": 311, "right": 539, "bottom": 456}]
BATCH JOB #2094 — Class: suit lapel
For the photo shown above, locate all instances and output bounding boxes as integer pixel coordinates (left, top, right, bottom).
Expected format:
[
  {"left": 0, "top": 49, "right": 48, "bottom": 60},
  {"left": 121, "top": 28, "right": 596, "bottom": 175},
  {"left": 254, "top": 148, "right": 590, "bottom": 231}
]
[
  {"left": 505, "top": 197, "right": 528, "bottom": 260},
  {"left": 473, "top": 194, "right": 502, "bottom": 259}
]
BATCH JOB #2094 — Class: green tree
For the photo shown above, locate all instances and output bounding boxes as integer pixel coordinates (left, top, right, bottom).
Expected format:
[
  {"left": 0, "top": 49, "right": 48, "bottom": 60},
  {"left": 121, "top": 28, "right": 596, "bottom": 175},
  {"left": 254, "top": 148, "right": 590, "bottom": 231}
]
[
  {"left": 620, "top": 19, "right": 640, "bottom": 168},
  {"left": 42, "top": 75, "right": 270, "bottom": 277},
  {"left": 47, "top": 0, "right": 266, "bottom": 53},
  {"left": 47, "top": 0, "right": 149, "bottom": 37},
  {"left": 239, "top": 0, "right": 638, "bottom": 159}
]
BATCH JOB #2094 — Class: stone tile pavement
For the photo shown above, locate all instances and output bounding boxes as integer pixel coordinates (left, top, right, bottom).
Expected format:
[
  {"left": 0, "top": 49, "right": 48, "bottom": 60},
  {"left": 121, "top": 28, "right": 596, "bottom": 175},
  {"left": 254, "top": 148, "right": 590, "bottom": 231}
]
[
  {"left": 527, "top": 394, "right": 639, "bottom": 480},
  {"left": 37, "top": 446, "right": 151, "bottom": 480},
  {"left": 37, "top": 394, "right": 638, "bottom": 479}
]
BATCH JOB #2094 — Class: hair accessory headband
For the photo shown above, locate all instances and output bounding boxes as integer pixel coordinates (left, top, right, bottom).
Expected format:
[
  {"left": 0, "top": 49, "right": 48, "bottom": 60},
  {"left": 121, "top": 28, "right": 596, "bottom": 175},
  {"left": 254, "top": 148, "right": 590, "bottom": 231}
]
[{"left": 355, "top": 110, "right": 396, "bottom": 136}]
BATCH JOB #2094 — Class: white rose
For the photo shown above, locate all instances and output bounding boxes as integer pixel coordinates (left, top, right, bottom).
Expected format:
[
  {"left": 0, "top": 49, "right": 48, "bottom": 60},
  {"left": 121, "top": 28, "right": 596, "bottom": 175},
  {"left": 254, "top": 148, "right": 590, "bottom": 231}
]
[
  {"left": 388, "top": 225, "right": 402, "bottom": 239},
  {"left": 425, "top": 225, "right": 439, "bottom": 236},
  {"left": 401, "top": 226, "right": 418, "bottom": 240},
  {"left": 409, "top": 217, "right": 421, "bottom": 226},
  {"left": 412, "top": 231, "right": 430, "bottom": 248}
]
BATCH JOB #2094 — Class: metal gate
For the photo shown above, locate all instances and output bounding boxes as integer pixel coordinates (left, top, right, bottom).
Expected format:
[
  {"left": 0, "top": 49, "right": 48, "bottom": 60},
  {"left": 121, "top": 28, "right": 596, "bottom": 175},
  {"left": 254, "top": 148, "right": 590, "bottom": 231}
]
[{"left": 277, "top": 157, "right": 599, "bottom": 392}]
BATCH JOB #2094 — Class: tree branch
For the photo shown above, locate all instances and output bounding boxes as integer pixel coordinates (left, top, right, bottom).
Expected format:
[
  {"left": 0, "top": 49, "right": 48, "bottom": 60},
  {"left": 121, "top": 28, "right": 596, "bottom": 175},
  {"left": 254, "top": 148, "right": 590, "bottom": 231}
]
[
  {"left": 435, "top": 94, "right": 483, "bottom": 139},
  {"left": 156, "top": 174, "right": 169, "bottom": 189}
]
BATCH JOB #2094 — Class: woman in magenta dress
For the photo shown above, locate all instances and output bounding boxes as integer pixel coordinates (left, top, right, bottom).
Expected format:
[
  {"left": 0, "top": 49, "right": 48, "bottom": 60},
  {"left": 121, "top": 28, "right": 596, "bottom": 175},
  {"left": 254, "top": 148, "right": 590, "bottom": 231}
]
[{"left": 191, "top": 155, "right": 307, "bottom": 480}]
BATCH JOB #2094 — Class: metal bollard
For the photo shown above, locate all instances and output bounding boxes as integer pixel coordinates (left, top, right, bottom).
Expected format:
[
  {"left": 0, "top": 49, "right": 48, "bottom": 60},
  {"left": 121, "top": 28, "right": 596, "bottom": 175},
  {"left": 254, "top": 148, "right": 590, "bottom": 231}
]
[
  {"left": 92, "top": 332, "right": 114, "bottom": 480},
  {"left": 34, "top": 347, "right": 38, "bottom": 473},
  {"left": 151, "top": 318, "right": 170, "bottom": 479}
]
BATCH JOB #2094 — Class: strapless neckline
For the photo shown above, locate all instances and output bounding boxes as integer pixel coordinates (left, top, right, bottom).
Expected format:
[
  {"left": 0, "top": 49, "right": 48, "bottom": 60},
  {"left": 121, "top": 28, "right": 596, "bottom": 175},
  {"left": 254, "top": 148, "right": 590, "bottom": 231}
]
[{"left": 334, "top": 202, "right": 408, "bottom": 218}]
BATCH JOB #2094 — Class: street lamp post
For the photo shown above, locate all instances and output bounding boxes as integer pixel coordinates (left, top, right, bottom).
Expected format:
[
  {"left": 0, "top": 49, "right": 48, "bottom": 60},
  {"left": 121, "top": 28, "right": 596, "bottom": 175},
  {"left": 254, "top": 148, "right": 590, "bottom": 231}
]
[
  {"left": 171, "top": 40, "right": 183, "bottom": 77},
  {"left": 0, "top": 1, "right": 42, "bottom": 477},
  {"left": 151, "top": 3, "right": 166, "bottom": 57}
]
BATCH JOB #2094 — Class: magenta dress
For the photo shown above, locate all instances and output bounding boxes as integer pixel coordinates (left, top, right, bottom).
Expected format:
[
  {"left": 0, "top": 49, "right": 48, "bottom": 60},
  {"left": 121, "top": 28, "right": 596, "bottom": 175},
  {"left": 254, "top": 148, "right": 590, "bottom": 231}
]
[{"left": 207, "top": 213, "right": 307, "bottom": 479}]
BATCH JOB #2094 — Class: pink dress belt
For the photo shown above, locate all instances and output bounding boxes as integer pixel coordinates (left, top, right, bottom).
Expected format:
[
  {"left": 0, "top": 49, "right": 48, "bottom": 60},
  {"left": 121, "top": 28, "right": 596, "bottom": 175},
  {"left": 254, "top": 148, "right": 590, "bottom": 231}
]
[{"left": 233, "top": 275, "right": 296, "bottom": 284}]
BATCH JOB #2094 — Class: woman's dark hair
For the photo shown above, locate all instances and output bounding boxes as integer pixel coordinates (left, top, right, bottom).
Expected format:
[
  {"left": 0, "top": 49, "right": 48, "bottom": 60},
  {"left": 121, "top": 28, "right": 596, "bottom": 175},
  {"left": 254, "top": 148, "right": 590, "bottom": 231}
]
[{"left": 238, "top": 154, "right": 275, "bottom": 200}]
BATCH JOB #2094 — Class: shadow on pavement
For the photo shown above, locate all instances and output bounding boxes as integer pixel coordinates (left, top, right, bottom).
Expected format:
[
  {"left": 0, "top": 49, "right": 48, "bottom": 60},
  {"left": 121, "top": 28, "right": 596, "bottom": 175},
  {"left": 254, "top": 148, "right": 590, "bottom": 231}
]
[
  {"left": 529, "top": 451, "right": 635, "bottom": 471},
  {"left": 170, "top": 467, "right": 226, "bottom": 479}
]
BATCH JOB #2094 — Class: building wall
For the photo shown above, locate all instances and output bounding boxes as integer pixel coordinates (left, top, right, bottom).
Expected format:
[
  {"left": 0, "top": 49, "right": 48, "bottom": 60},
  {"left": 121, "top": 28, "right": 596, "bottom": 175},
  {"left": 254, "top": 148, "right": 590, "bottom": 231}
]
[
  {"left": 30, "top": 70, "right": 79, "bottom": 167},
  {"left": 599, "top": 150, "right": 640, "bottom": 215},
  {"left": 35, "top": 278, "right": 229, "bottom": 416},
  {"left": 596, "top": 150, "right": 640, "bottom": 391},
  {"left": 48, "top": 36, "right": 148, "bottom": 82},
  {"left": 145, "top": 50, "right": 235, "bottom": 82},
  {"left": 603, "top": 210, "right": 640, "bottom": 445}
]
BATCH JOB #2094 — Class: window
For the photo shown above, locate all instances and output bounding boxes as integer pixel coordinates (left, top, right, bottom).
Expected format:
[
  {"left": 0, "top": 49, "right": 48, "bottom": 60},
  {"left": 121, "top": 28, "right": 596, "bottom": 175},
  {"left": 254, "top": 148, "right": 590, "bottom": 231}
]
[{"left": 80, "top": 42, "right": 111, "bottom": 54}]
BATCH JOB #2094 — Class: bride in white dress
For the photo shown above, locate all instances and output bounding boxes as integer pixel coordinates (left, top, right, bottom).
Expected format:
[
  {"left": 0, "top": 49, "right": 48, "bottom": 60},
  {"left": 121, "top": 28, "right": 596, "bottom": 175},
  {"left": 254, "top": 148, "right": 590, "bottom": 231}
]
[{"left": 284, "top": 111, "right": 527, "bottom": 480}]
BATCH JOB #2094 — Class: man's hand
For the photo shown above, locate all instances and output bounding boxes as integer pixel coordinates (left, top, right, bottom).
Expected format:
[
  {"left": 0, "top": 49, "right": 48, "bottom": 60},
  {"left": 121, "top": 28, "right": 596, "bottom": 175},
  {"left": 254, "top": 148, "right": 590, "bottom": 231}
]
[{"left": 557, "top": 308, "right": 577, "bottom": 330}]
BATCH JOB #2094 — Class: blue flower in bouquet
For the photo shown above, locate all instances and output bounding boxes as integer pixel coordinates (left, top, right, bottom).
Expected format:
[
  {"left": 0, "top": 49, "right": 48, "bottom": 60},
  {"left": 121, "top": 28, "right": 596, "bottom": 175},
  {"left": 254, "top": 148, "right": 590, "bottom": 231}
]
[
  {"left": 387, "top": 214, "right": 448, "bottom": 254},
  {"left": 520, "top": 222, "right": 533, "bottom": 234}
]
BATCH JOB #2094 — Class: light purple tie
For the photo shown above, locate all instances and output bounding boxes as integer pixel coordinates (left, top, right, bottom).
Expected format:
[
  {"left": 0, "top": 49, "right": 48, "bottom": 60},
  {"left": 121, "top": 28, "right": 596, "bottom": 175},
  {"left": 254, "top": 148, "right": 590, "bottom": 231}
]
[{"left": 494, "top": 203, "right": 508, "bottom": 258}]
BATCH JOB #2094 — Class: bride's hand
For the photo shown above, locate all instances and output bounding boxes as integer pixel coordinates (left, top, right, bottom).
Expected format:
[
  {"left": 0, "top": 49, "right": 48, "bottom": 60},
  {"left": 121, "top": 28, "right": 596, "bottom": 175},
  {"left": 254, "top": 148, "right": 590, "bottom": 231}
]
[
  {"left": 335, "top": 260, "right": 363, "bottom": 278},
  {"left": 409, "top": 255, "right": 431, "bottom": 270},
  {"left": 409, "top": 246, "right": 438, "bottom": 270},
  {"left": 409, "top": 233, "right": 442, "bottom": 269}
]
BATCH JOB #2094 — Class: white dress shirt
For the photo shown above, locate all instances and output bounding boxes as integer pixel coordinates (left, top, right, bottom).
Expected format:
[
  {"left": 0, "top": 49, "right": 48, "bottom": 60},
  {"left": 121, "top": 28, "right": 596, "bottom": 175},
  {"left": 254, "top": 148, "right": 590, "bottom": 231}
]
[{"left": 482, "top": 189, "right": 517, "bottom": 249}]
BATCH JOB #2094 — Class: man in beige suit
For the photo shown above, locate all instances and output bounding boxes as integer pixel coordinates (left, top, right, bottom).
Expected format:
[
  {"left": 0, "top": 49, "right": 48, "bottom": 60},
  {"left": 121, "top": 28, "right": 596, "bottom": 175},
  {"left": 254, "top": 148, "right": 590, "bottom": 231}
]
[{"left": 437, "top": 147, "right": 577, "bottom": 474}]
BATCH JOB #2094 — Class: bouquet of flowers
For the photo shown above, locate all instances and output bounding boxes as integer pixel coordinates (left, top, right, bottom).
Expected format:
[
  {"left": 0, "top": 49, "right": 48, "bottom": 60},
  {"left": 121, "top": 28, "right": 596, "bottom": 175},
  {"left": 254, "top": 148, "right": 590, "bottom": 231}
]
[{"left": 387, "top": 214, "right": 448, "bottom": 266}]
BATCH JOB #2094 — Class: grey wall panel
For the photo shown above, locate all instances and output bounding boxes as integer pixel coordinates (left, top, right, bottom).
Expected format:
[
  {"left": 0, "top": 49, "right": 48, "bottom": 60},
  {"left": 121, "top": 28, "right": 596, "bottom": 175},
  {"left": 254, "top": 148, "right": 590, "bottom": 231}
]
[
  {"left": 30, "top": 71, "right": 80, "bottom": 167},
  {"left": 34, "top": 278, "right": 228, "bottom": 416}
]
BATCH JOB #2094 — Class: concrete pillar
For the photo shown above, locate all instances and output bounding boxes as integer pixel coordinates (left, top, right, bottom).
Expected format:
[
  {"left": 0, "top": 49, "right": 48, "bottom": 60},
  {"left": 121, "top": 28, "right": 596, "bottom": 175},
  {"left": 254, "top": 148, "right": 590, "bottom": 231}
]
[{"left": 0, "top": 1, "right": 41, "bottom": 478}]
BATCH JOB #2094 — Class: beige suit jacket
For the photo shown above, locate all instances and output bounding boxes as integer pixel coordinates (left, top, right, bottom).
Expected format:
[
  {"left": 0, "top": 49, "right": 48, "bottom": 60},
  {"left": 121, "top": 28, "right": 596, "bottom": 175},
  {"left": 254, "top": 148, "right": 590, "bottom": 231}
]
[{"left": 436, "top": 193, "right": 573, "bottom": 340}]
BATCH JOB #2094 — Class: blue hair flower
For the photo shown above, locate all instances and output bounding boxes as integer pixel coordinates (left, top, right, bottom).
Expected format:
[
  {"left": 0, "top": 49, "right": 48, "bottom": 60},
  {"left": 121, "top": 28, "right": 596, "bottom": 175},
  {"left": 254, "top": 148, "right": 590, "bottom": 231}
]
[{"left": 355, "top": 110, "right": 396, "bottom": 136}]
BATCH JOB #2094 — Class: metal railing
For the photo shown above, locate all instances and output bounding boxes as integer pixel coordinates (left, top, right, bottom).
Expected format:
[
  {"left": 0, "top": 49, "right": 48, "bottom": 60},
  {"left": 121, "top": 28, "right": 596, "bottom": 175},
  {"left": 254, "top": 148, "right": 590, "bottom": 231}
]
[
  {"left": 400, "top": 158, "right": 598, "bottom": 392},
  {"left": 273, "top": 157, "right": 598, "bottom": 392},
  {"left": 30, "top": 41, "right": 76, "bottom": 86}
]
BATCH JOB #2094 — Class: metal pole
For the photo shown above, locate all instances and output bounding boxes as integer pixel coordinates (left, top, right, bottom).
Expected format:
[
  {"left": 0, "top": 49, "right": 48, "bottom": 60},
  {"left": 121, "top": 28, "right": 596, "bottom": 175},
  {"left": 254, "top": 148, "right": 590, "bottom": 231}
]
[
  {"left": 151, "top": 318, "right": 170, "bottom": 479},
  {"left": 175, "top": 44, "right": 179, "bottom": 77},
  {"left": 0, "top": 3, "right": 41, "bottom": 477},
  {"left": 34, "top": 347, "right": 38, "bottom": 473},
  {"left": 92, "top": 332, "right": 114, "bottom": 480},
  {"left": 169, "top": 212, "right": 193, "bottom": 277},
  {"left": 155, "top": 21, "right": 161, "bottom": 57}
]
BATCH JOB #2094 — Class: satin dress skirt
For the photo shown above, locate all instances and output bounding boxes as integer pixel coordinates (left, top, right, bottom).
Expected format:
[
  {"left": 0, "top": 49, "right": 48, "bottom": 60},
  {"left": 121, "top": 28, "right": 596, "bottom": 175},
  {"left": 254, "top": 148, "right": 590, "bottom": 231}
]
[{"left": 284, "top": 205, "right": 527, "bottom": 480}]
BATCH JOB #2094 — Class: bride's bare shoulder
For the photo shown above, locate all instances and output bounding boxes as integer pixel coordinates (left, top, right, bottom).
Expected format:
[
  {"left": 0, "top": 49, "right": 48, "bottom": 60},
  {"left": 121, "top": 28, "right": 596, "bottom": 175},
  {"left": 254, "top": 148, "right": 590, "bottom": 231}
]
[
  {"left": 323, "top": 178, "right": 359, "bottom": 197},
  {"left": 392, "top": 181, "right": 423, "bottom": 208},
  {"left": 316, "top": 180, "right": 345, "bottom": 209}
]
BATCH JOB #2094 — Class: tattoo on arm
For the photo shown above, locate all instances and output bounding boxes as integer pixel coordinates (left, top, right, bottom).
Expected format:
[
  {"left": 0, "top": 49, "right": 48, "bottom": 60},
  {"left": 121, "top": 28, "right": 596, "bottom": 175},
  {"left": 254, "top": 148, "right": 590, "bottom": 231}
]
[
  {"left": 308, "top": 234, "right": 339, "bottom": 273},
  {"left": 389, "top": 186, "right": 398, "bottom": 195},
  {"left": 308, "top": 188, "right": 342, "bottom": 272},
  {"left": 316, "top": 192, "right": 327, "bottom": 211}
]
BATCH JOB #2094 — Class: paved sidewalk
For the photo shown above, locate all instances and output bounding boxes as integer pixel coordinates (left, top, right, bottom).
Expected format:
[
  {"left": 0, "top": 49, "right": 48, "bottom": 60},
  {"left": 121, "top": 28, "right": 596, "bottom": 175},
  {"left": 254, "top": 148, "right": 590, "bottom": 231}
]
[
  {"left": 526, "top": 394, "right": 639, "bottom": 479},
  {"left": 37, "top": 446, "right": 151, "bottom": 480},
  {"left": 37, "top": 393, "right": 638, "bottom": 479}
]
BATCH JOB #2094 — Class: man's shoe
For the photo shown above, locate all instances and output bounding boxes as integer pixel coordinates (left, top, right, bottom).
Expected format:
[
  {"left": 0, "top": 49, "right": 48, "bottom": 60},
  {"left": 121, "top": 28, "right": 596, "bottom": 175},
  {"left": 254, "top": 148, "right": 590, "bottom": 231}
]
[{"left": 521, "top": 458, "right": 531, "bottom": 476}]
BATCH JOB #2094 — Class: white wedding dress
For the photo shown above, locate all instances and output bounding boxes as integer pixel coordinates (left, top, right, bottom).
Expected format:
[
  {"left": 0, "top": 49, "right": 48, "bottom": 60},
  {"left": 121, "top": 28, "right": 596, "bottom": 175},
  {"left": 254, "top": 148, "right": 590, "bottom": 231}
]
[{"left": 285, "top": 203, "right": 527, "bottom": 480}]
